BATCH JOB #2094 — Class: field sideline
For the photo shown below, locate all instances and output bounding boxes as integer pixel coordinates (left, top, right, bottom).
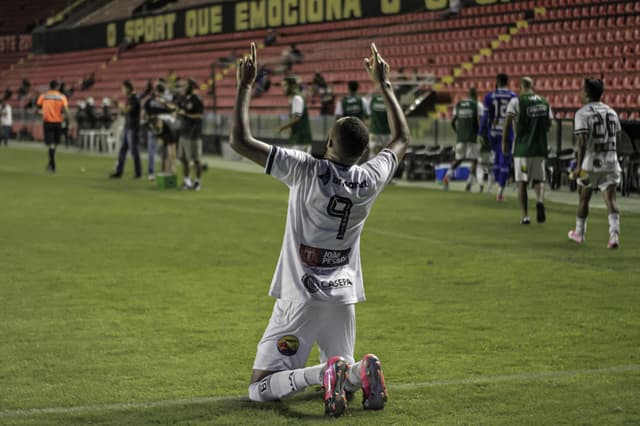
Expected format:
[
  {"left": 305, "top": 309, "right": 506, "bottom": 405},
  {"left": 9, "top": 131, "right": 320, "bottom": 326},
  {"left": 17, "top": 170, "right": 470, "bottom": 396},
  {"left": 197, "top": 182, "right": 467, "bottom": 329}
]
[{"left": 1, "top": 147, "right": 639, "bottom": 425}]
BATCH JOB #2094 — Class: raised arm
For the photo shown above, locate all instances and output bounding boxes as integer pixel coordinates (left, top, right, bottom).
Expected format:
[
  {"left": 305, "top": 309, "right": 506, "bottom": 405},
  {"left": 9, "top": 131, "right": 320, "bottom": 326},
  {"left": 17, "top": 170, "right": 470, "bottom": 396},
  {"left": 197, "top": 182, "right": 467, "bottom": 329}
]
[
  {"left": 230, "top": 43, "right": 272, "bottom": 167},
  {"left": 364, "top": 43, "right": 410, "bottom": 161}
]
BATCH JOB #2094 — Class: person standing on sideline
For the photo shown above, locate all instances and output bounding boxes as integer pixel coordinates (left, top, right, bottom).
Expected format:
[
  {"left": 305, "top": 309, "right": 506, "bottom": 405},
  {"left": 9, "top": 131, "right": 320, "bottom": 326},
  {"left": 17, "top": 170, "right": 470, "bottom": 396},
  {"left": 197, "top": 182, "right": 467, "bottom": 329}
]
[
  {"left": 568, "top": 78, "right": 622, "bottom": 249},
  {"left": 1, "top": 97, "right": 11, "bottom": 146},
  {"left": 143, "top": 83, "right": 174, "bottom": 180},
  {"left": 479, "top": 73, "right": 517, "bottom": 201},
  {"left": 177, "top": 79, "right": 204, "bottom": 190},
  {"left": 444, "top": 87, "right": 484, "bottom": 192},
  {"left": 231, "top": 42, "right": 409, "bottom": 417},
  {"left": 335, "top": 80, "right": 369, "bottom": 120},
  {"left": 110, "top": 80, "right": 142, "bottom": 178},
  {"left": 366, "top": 91, "right": 391, "bottom": 160},
  {"left": 276, "top": 76, "right": 312, "bottom": 151},
  {"left": 502, "top": 77, "right": 552, "bottom": 224},
  {"left": 36, "top": 80, "right": 70, "bottom": 172}
]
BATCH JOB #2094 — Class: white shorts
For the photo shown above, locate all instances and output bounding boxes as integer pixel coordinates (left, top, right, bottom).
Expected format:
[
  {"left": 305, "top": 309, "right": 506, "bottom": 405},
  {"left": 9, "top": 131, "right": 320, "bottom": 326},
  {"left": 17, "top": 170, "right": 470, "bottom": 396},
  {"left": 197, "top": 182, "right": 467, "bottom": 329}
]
[
  {"left": 252, "top": 299, "right": 355, "bottom": 371},
  {"left": 578, "top": 169, "right": 621, "bottom": 192},
  {"left": 455, "top": 143, "right": 479, "bottom": 160},
  {"left": 514, "top": 157, "right": 546, "bottom": 182},
  {"left": 478, "top": 150, "right": 493, "bottom": 165}
]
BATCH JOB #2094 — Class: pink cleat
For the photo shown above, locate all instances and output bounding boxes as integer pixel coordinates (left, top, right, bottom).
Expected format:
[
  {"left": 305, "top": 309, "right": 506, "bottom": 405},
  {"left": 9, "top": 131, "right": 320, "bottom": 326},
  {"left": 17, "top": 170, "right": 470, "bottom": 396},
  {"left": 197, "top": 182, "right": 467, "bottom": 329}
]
[
  {"left": 442, "top": 175, "right": 449, "bottom": 191},
  {"left": 360, "top": 354, "right": 388, "bottom": 410},
  {"left": 323, "top": 356, "right": 349, "bottom": 417},
  {"left": 607, "top": 232, "right": 619, "bottom": 249},
  {"left": 496, "top": 193, "right": 504, "bottom": 202},
  {"left": 568, "top": 230, "right": 584, "bottom": 244}
]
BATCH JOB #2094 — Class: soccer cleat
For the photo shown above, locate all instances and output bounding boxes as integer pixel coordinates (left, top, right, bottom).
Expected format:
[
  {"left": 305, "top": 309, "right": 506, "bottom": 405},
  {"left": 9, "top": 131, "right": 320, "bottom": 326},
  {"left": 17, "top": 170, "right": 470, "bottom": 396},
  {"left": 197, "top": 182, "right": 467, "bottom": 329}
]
[
  {"left": 182, "top": 182, "right": 192, "bottom": 190},
  {"left": 323, "top": 356, "right": 349, "bottom": 418},
  {"left": 479, "top": 185, "right": 484, "bottom": 193},
  {"left": 568, "top": 230, "right": 584, "bottom": 244},
  {"left": 193, "top": 181, "right": 201, "bottom": 192},
  {"left": 442, "top": 175, "right": 449, "bottom": 191},
  {"left": 465, "top": 183, "right": 472, "bottom": 192},
  {"left": 536, "top": 202, "right": 546, "bottom": 223},
  {"left": 520, "top": 217, "right": 531, "bottom": 225},
  {"left": 147, "top": 174, "right": 155, "bottom": 181},
  {"left": 496, "top": 193, "right": 504, "bottom": 202},
  {"left": 361, "top": 354, "right": 387, "bottom": 410},
  {"left": 109, "top": 172, "right": 122, "bottom": 179},
  {"left": 607, "top": 232, "right": 619, "bottom": 249}
]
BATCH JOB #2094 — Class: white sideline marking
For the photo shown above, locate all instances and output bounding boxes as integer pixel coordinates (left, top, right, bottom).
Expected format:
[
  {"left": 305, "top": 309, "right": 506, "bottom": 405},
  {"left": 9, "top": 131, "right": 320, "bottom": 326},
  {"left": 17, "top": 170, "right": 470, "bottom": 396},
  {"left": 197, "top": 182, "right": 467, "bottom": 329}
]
[{"left": 1, "top": 364, "right": 638, "bottom": 418}]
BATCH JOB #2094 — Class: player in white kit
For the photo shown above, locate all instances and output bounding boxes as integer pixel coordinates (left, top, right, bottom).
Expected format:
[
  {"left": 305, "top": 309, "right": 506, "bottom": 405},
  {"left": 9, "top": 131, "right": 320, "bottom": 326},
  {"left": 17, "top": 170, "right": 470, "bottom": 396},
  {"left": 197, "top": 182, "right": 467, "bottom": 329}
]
[
  {"left": 568, "top": 78, "right": 622, "bottom": 248},
  {"left": 230, "top": 43, "right": 410, "bottom": 417}
]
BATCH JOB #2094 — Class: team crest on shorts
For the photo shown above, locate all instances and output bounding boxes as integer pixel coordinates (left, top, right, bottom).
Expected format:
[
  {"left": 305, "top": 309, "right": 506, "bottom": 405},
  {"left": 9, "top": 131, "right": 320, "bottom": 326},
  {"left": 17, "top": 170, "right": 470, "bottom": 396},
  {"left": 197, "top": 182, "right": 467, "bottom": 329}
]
[
  {"left": 277, "top": 335, "right": 299, "bottom": 356},
  {"left": 521, "top": 164, "right": 528, "bottom": 173}
]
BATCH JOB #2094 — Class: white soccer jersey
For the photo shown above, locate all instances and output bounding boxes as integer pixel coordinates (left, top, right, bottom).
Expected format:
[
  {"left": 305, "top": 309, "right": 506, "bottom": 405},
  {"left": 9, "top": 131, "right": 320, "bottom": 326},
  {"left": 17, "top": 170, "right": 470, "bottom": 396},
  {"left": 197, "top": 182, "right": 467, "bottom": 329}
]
[
  {"left": 265, "top": 146, "right": 397, "bottom": 304},
  {"left": 574, "top": 102, "right": 621, "bottom": 173}
]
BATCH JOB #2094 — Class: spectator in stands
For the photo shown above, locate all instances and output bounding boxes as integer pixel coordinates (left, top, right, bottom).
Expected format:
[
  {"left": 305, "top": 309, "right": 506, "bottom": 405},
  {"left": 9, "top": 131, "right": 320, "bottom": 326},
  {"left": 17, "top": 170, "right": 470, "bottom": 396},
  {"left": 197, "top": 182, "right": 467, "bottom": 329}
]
[
  {"left": 443, "top": 87, "right": 485, "bottom": 192},
  {"left": 264, "top": 28, "right": 278, "bottom": 46},
  {"left": 319, "top": 85, "right": 336, "bottom": 116},
  {"left": 280, "top": 44, "right": 303, "bottom": 73},
  {"left": 59, "top": 82, "right": 74, "bottom": 99},
  {"left": 18, "top": 79, "right": 31, "bottom": 100},
  {"left": 110, "top": 80, "right": 142, "bottom": 179},
  {"left": 1, "top": 97, "right": 11, "bottom": 146},
  {"left": 567, "top": 78, "right": 622, "bottom": 249},
  {"left": 502, "top": 77, "right": 552, "bottom": 225},
  {"left": 100, "top": 98, "right": 114, "bottom": 129},
  {"left": 143, "top": 83, "right": 175, "bottom": 180},
  {"left": 118, "top": 36, "right": 136, "bottom": 54},
  {"left": 219, "top": 49, "right": 238, "bottom": 67},
  {"left": 37, "top": 80, "right": 70, "bottom": 173},
  {"left": 310, "top": 71, "right": 327, "bottom": 100},
  {"left": 253, "top": 64, "right": 272, "bottom": 97},
  {"left": 289, "top": 43, "right": 303, "bottom": 63},
  {"left": 81, "top": 73, "right": 96, "bottom": 91},
  {"left": 177, "top": 78, "right": 204, "bottom": 190},
  {"left": 335, "top": 81, "right": 369, "bottom": 120},
  {"left": 479, "top": 73, "right": 517, "bottom": 201},
  {"left": 3, "top": 87, "right": 12, "bottom": 101},
  {"left": 276, "top": 76, "right": 312, "bottom": 150},
  {"left": 75, "top": 100, "right": 88, "bottom": 131}
]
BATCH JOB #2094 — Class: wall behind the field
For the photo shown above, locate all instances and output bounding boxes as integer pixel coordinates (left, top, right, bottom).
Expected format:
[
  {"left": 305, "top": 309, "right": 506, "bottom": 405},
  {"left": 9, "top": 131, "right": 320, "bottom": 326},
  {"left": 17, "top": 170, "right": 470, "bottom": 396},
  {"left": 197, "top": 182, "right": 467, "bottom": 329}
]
[{"left": 32, "top": 0, "right": 511, "bottom": 53}]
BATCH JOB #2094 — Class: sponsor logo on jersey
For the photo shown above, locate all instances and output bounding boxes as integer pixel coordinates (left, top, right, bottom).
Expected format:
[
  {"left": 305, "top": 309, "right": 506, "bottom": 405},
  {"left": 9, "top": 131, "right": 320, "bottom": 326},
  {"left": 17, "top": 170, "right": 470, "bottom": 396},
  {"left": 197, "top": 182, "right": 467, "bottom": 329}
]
[
  {"left": 332, "top": 176, "right": 369, "bottom": 189},
  {"left": 277, "top": 335, "right": 299, "bottom": 356},
  {"left": 299, "top": 244, "right": 350, "bottom": 268},
  {"left": 301, "top": 274, "right": 353, "bottom": 293},
  {"left": 526, "top": 104, "right": 548, "bottom": 117}
]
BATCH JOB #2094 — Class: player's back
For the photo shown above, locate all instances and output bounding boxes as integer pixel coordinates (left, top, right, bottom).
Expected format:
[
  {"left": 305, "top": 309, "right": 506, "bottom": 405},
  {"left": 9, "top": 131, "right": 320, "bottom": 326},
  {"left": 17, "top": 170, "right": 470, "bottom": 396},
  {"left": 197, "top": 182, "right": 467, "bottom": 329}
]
[
  {"left": 484, "top": 88, "right": 517, "bottom": 137},
  {"left": 266, "top": 147, "right": 397, "bottom": 304},
  {"left": 575, "top": 102, "right": 621, "bottom": 172}
]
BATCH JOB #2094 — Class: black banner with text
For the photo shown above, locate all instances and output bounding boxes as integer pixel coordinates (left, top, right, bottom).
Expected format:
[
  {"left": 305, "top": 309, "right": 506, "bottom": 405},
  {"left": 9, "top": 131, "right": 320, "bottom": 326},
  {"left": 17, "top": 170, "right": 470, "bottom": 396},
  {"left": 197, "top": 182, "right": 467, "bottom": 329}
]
[{"left": 32, "top": 0, "right": 511, "bottom": 53}]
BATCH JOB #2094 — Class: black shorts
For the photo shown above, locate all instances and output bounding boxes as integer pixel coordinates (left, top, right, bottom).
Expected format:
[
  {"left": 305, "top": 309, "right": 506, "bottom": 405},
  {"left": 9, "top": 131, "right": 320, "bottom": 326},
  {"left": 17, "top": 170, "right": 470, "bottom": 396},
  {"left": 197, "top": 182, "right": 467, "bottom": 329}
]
[{"left": 44, "top": 122, "right": 62, "bottom": 146}]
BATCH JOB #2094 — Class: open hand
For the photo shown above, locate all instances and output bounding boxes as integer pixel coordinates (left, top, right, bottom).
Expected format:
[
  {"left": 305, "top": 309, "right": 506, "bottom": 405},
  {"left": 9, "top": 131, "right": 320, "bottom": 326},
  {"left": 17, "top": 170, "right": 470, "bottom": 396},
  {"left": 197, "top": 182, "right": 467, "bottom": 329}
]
[
  {"left": 237, "top": 43, "right": 258, "bottom": 88},
  {"left": 364, "top": 43, "right": 390, "bottom": 85}
]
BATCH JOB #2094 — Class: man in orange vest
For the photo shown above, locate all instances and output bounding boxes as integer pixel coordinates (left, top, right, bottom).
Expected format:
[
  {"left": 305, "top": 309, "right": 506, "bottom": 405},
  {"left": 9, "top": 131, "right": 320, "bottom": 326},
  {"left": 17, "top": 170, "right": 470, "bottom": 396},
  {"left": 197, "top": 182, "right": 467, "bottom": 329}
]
[{"left": 37, "top": 80, "right": 70, "bottom": 172}]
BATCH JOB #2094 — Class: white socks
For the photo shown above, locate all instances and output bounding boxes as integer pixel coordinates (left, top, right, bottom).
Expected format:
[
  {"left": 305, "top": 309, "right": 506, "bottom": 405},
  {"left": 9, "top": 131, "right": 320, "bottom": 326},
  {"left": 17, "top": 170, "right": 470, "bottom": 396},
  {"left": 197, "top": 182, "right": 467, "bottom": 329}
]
[
  {"left": 248, "top": 365, "right": 324, "bottom": 402},
  {"left": 576, "top": 217, "right": 586, "bottom": 237},
  {"left": 608, "top": 213, "right": 620, "bottom": 235}
]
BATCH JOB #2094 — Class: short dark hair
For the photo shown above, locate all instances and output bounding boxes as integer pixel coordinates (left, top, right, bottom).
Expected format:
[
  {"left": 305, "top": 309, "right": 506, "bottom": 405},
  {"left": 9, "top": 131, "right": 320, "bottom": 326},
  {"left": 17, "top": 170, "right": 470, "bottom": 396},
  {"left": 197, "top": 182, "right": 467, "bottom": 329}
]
[
  {"left": 469, "top": 87, "right": 477, "bottom": 98},
  {"left": 334, "top": 117, "right": 369, "bottom": 158},
  {"left": 122, "top": 80, "right": 133, "bottom": 93},
  {"left": 584, "top": 78, "right": 604, "bottom": 101},
  {"left": 348, "top": 80, "right": 359, "bottom": 93},
  {"left": 156, "top": 83, "right": 165, "bottom": 93},
  {"left": 496, "top": 73, "right": 508, "bottom": 87},
  {"left": 49, "top": 80, "right": 59, "bottom": 90},
  {"left": 186, "top": 78, "right": 197, "bottom": 93}
]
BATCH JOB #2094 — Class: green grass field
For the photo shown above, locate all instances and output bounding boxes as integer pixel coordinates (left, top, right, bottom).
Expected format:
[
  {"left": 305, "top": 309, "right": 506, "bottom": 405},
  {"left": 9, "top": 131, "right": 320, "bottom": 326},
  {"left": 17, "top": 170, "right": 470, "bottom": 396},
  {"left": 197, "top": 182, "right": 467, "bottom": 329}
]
[{"left": 1, "top": 147, "right": 639, "bottom": 425}]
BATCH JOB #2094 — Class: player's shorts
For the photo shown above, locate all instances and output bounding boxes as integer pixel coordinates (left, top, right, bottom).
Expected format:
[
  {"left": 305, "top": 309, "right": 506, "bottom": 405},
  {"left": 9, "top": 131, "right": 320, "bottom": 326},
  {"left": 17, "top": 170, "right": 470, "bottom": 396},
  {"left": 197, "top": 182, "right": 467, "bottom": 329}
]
[
  {"left": 253, "top": 299, "right": 355, "bottom": 372},
  {"left": 478, "top": 150, "right": 493, "bottom": 165},
  {"left": 178, "top": 137, "right": 202, "bottom": 162},
  {"left": 43, "top": 122, "right": 62, "bottom": 146},
  {"left": 578, "top": 169, "right": 621, "bottom": 192},
  {"left": 514, "top": 156, "right": 545, "bottom": 182},
  {"left": 455, "top": 142, "right": 479, "bottom": 161}
]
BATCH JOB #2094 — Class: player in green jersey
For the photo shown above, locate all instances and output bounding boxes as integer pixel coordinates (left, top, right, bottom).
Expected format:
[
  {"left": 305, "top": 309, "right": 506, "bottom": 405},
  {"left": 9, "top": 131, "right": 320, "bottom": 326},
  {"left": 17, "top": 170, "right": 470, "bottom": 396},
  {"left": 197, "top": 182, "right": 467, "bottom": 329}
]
[
  {"left": 503, "top": 77, "right": 553, "bottom": 224},
  {"left": 277, "top": 76, "right": 313, "bottom": 150},
  {"left": 444, "top": 88, "right": 484, "bottom": 191}
]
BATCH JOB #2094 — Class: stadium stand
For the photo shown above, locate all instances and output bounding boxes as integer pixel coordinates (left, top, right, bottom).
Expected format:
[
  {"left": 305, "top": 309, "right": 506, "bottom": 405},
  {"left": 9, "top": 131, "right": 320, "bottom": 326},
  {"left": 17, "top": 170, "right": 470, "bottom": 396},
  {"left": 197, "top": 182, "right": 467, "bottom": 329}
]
[
  {"left": 0, "top": 0, "right": 70, "bottom": 34},
  {"left": 1, "top": 0, "right": 638, "bottom": 120}
]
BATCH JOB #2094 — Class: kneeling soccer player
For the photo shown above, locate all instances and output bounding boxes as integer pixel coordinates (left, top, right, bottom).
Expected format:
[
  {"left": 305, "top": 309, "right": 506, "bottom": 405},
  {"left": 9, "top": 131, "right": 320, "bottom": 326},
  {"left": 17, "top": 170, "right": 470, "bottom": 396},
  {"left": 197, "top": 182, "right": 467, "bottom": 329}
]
[
  {"left": 230, "top": 43, "right": 410, "bottom": 417},
  {"left": 568, "top": 78, "right": 622, "bottom": 248}
]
